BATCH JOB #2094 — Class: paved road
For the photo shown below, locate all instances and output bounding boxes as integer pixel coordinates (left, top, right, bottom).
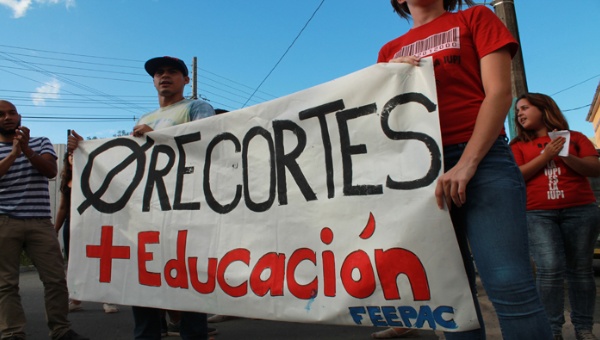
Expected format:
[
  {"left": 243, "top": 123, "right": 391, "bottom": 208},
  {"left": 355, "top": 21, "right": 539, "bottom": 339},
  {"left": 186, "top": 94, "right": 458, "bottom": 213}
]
[{"left": 8, "top": 263, "right": 600, "bottom": 340}]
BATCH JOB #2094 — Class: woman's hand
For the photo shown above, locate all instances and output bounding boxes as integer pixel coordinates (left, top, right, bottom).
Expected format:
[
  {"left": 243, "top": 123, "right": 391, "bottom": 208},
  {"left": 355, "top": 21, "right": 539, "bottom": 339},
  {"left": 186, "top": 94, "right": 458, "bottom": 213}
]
[
  {"left": 67, "top": 130, "right": 83, "bottom": 154},
  {"left": 388, "top": 55, "right": 421, "bottom": 66},
  {"left": 435, "top": 159, "right": 478, "bottom": 210},
  {"left": 543, "top": 137, "right": 565, "bottom": 159}
]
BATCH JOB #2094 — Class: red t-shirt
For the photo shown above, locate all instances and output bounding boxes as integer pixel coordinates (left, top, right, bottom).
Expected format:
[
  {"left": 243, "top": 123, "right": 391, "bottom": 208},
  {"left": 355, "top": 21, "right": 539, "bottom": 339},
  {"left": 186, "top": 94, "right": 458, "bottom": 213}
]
[
  {"left": 511, "top": 131, "right": 598, "bottom": 210},
  {"left": 378, "top": 6, "right": 518, "bottom": 146}
]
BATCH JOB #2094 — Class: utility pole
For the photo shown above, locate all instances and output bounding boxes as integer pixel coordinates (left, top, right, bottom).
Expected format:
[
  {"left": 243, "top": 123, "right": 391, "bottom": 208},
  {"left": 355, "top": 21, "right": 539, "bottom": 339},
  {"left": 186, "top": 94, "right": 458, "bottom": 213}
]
[
  {"left": 191, "top": 56, "right": 198, "bottom": 100},
  {"left": 491, "top": 0, "right": 527, "bottom": 138}
]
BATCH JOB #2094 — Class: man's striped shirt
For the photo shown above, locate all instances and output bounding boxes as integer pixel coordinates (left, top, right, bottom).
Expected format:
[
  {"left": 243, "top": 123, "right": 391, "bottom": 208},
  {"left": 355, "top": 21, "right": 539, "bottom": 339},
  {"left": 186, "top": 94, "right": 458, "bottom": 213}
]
[{"left": 0, "top": 137, "right": 56, "bottom": 219}]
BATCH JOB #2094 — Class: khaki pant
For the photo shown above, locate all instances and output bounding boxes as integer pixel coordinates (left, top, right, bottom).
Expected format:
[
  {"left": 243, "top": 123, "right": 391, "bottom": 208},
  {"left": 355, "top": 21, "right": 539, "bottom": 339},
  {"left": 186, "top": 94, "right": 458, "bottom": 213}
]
[{"left": 0, "top": 215, "right": 70, "bottom": 339}]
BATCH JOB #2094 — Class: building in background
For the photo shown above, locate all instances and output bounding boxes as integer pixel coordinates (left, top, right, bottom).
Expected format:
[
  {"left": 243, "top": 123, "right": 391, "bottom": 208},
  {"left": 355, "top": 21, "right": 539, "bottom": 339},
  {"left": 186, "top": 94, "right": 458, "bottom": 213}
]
[{"left": 586, "top": 81, "right": 600, "bottom": 147}]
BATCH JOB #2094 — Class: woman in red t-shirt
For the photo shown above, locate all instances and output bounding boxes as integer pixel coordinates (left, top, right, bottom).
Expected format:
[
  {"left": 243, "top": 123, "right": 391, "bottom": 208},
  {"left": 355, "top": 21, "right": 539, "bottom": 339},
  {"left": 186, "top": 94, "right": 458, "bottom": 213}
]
[
  {"left": 510, "top": 92, "right": 600, "bottom": 339},
  {"left": 376, "top": 0, "right": 553, "bottom": 339}
]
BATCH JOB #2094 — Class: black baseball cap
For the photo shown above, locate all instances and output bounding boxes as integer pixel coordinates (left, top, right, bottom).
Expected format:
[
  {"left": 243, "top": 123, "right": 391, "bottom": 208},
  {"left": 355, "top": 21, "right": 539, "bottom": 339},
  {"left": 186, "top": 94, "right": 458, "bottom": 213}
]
[{"left": 144, "top": 56, "right": 189, "bottom": 77}]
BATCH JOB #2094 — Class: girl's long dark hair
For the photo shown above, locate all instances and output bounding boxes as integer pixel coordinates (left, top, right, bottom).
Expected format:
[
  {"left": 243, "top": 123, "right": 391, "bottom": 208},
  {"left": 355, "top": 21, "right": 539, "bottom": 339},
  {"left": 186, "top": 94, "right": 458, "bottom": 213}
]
[{"left": 59, "top": 152, "right": 72, "bottom": 194}]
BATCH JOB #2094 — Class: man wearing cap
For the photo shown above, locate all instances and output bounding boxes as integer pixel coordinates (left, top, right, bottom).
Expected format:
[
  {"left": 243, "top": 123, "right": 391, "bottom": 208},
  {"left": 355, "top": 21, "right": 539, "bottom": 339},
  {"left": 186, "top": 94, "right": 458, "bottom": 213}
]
[
  {"left": 68, "top": 56, "right": 215, "bottom": 340},
  {"left": 133, "top": 56, "right": 214, "bottom": 135}
]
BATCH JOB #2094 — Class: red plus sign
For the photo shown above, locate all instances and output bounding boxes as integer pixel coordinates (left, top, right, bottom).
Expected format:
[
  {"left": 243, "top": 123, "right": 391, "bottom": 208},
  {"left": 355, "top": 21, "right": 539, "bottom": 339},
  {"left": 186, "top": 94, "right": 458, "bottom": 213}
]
[{"left": 86, "top": 226, "right": 131, "bottom": 283}]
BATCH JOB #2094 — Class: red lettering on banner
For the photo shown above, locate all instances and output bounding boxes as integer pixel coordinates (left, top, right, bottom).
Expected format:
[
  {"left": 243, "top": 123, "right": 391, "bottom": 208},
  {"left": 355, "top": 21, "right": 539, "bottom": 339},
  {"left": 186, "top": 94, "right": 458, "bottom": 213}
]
[
  {"left": 85, "top": 213, "right": 431, "bottom": 301},
  {"left": 341, "top": 250, "right": 376, "bottom": 298},
  {"left": 250, "top": 252, "right": 286, "bottom": 296},
  {"left": 189, "top": 257, "right": 217, "bottom": 294},
  {"left": 320, "top": 227, "right": 336, "bottom": 297},
  {"left": 165, "top": 230, "right": 189, "bottom": 288},
  {"left": 375, "top": 249, "right": 430, "bottom": 300},
  {"left": 138, "top": 231, "right": 161, "bottom": 286},
  {"left": 322, "top": 250, "right": 336, "bottom": 297},
  {"left": 286, "top": 248, "right": 317, "bottom": 299},
  {"left": 217, "top": 248, "right": 250, "bottom": 297},
  {"left": 86, "top": 225, "right": 131, "bottom": 283}
]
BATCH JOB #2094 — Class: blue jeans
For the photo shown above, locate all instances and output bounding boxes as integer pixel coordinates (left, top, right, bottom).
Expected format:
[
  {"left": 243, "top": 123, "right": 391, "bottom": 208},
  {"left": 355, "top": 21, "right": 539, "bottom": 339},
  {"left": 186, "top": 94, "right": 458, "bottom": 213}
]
[
  {"left": 442, "top": 137, "right": 552, "bottom": 340},
  {"left": 132, "top": 306, "right": 208, "bottom": 340},
  {"left": 527, "top": 204, "right": 600, "bottom": 335}
]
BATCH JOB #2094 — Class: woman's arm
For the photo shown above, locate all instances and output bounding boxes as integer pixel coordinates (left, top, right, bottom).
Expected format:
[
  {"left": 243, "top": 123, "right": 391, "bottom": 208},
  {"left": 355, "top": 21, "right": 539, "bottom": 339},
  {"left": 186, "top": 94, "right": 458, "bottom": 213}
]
[{"left": 435, "top": 47, "right": 513, "bottom": 209}]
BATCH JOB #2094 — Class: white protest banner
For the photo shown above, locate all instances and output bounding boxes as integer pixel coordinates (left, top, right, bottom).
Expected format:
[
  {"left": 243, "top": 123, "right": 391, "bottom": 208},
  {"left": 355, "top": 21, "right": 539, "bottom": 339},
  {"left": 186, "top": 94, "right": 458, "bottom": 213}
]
[{"left": 68, "top": 59, "right": 479, "bottom": 332}]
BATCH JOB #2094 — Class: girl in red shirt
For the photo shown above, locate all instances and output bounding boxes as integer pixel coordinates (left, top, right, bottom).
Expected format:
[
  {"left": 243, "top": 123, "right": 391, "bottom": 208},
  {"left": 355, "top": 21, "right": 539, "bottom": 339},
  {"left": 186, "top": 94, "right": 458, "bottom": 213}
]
[{"left": 510, "top": 92, "right": 600, "bottom": 340}]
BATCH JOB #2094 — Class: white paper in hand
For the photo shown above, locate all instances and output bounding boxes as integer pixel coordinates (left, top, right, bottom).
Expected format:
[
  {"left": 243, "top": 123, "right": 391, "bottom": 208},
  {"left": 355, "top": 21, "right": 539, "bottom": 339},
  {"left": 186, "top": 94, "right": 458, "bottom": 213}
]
[{"left": 548, "top": 130, "right": 570, "bottom": 157}]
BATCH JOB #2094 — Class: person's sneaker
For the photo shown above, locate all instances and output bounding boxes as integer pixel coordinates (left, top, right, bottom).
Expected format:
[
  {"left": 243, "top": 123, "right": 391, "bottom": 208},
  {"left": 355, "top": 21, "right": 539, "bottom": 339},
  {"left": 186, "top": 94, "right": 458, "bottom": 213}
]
[
  {"left": 55, "top": 329, "right": 90, "bottom": 340},
  {"left": 576, "top": 330, "right": 598, "bottom": 340},
  {"left": 167, "top": 321, "right": 180, "bottom": 336},
  {"left": 160, "top": 324, "right": 168, "bottom": 337},
  {"left": 103, "top": 303, "right": 119, "bottom": 313},
  {"left": 68, "top": 301, "right": 82, "bottom": 312},
  {"left": 208, "top": 327, "right": 218, "bottom": 336},
  {"left": 208, "top": 314, "right": 238, "bottom": 323}
]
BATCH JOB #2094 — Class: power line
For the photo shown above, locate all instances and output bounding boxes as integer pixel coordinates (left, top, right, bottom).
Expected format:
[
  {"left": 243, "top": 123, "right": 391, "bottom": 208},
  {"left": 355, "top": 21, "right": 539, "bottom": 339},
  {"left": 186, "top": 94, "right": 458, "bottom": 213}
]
[
  {"left": 242, "top": 0, "right": 325, "bottom": 107},
  {"left": 0, "top": 44, "right": 142, "bottom": 63},
  {"left": 0, "top": 64, "right": 148, "bottom": 84},
  {"left": 563, "top": 104, "right": 592, "bottom": 113},
  {"left": 3, "top": 51, "right": 141, "bottom": 70},
  {"left": 0, "top": 89, "right": 155, "bottom": 98},
  {"left": 550, "top": 73, "right": 600, "bottom": 97},
  {"left": 0, "top": 47, "right": 278, "bottom": 111},
  {"left": 0, "top": 56, "right": 146, "bottom": 76},
  {"left": 25, "top": 116, "right": 137, "bottom": 120},
  {"left": 0, "top": 52, "right": 148, "bottom": 114},
  {"left": 198, "top": 67, "right": 278, "bottom": 99}
]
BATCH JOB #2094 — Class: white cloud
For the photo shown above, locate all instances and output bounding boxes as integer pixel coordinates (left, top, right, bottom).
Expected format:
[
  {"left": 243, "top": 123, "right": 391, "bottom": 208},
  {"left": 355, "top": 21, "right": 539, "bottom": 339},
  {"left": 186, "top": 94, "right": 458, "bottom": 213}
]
[
  {"left": 31, "top": 78, "right": 61, "bottom": 106},
  {"left": 0, "top": 0, "right": 74, "bottom": 18},
  {"left": 0, "top": 0, "right": 32, "bottom": 18}
]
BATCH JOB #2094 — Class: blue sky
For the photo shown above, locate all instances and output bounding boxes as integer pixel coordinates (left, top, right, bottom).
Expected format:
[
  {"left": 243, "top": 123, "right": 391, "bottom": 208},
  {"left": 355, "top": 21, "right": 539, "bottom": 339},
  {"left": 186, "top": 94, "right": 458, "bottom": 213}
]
[{"left": 1, "top": 0, "right": 599, "bottom": 145}]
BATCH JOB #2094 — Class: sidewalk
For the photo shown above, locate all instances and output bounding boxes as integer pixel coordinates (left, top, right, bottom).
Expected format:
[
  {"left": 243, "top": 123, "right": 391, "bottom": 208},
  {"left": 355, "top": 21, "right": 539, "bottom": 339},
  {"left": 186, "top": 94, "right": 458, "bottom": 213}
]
[{"left": 10, "top": 264, "right": 600, "bottom": 339}]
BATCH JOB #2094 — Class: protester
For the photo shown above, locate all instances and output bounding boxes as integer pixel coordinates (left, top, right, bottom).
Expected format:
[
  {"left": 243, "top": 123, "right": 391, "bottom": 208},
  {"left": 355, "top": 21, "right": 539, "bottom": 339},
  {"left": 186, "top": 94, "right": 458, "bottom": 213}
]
[
  {"left": 54, "top": 152, "right": 119, "bottom": 314},
  {"left": 68, "top": 56, "right": 216, "bottom": 340},
  {"left": 376, "top": 0, "right": 553, "bottom": 339},
  {"left": 54, "top": 152, "right": 83, "bottom": 313},
  {"left": 510, "top": 92, "right": 600, "bottom": 340},
  {"left": 0, "top": 100, "right": 89, "bottom": 340}
]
